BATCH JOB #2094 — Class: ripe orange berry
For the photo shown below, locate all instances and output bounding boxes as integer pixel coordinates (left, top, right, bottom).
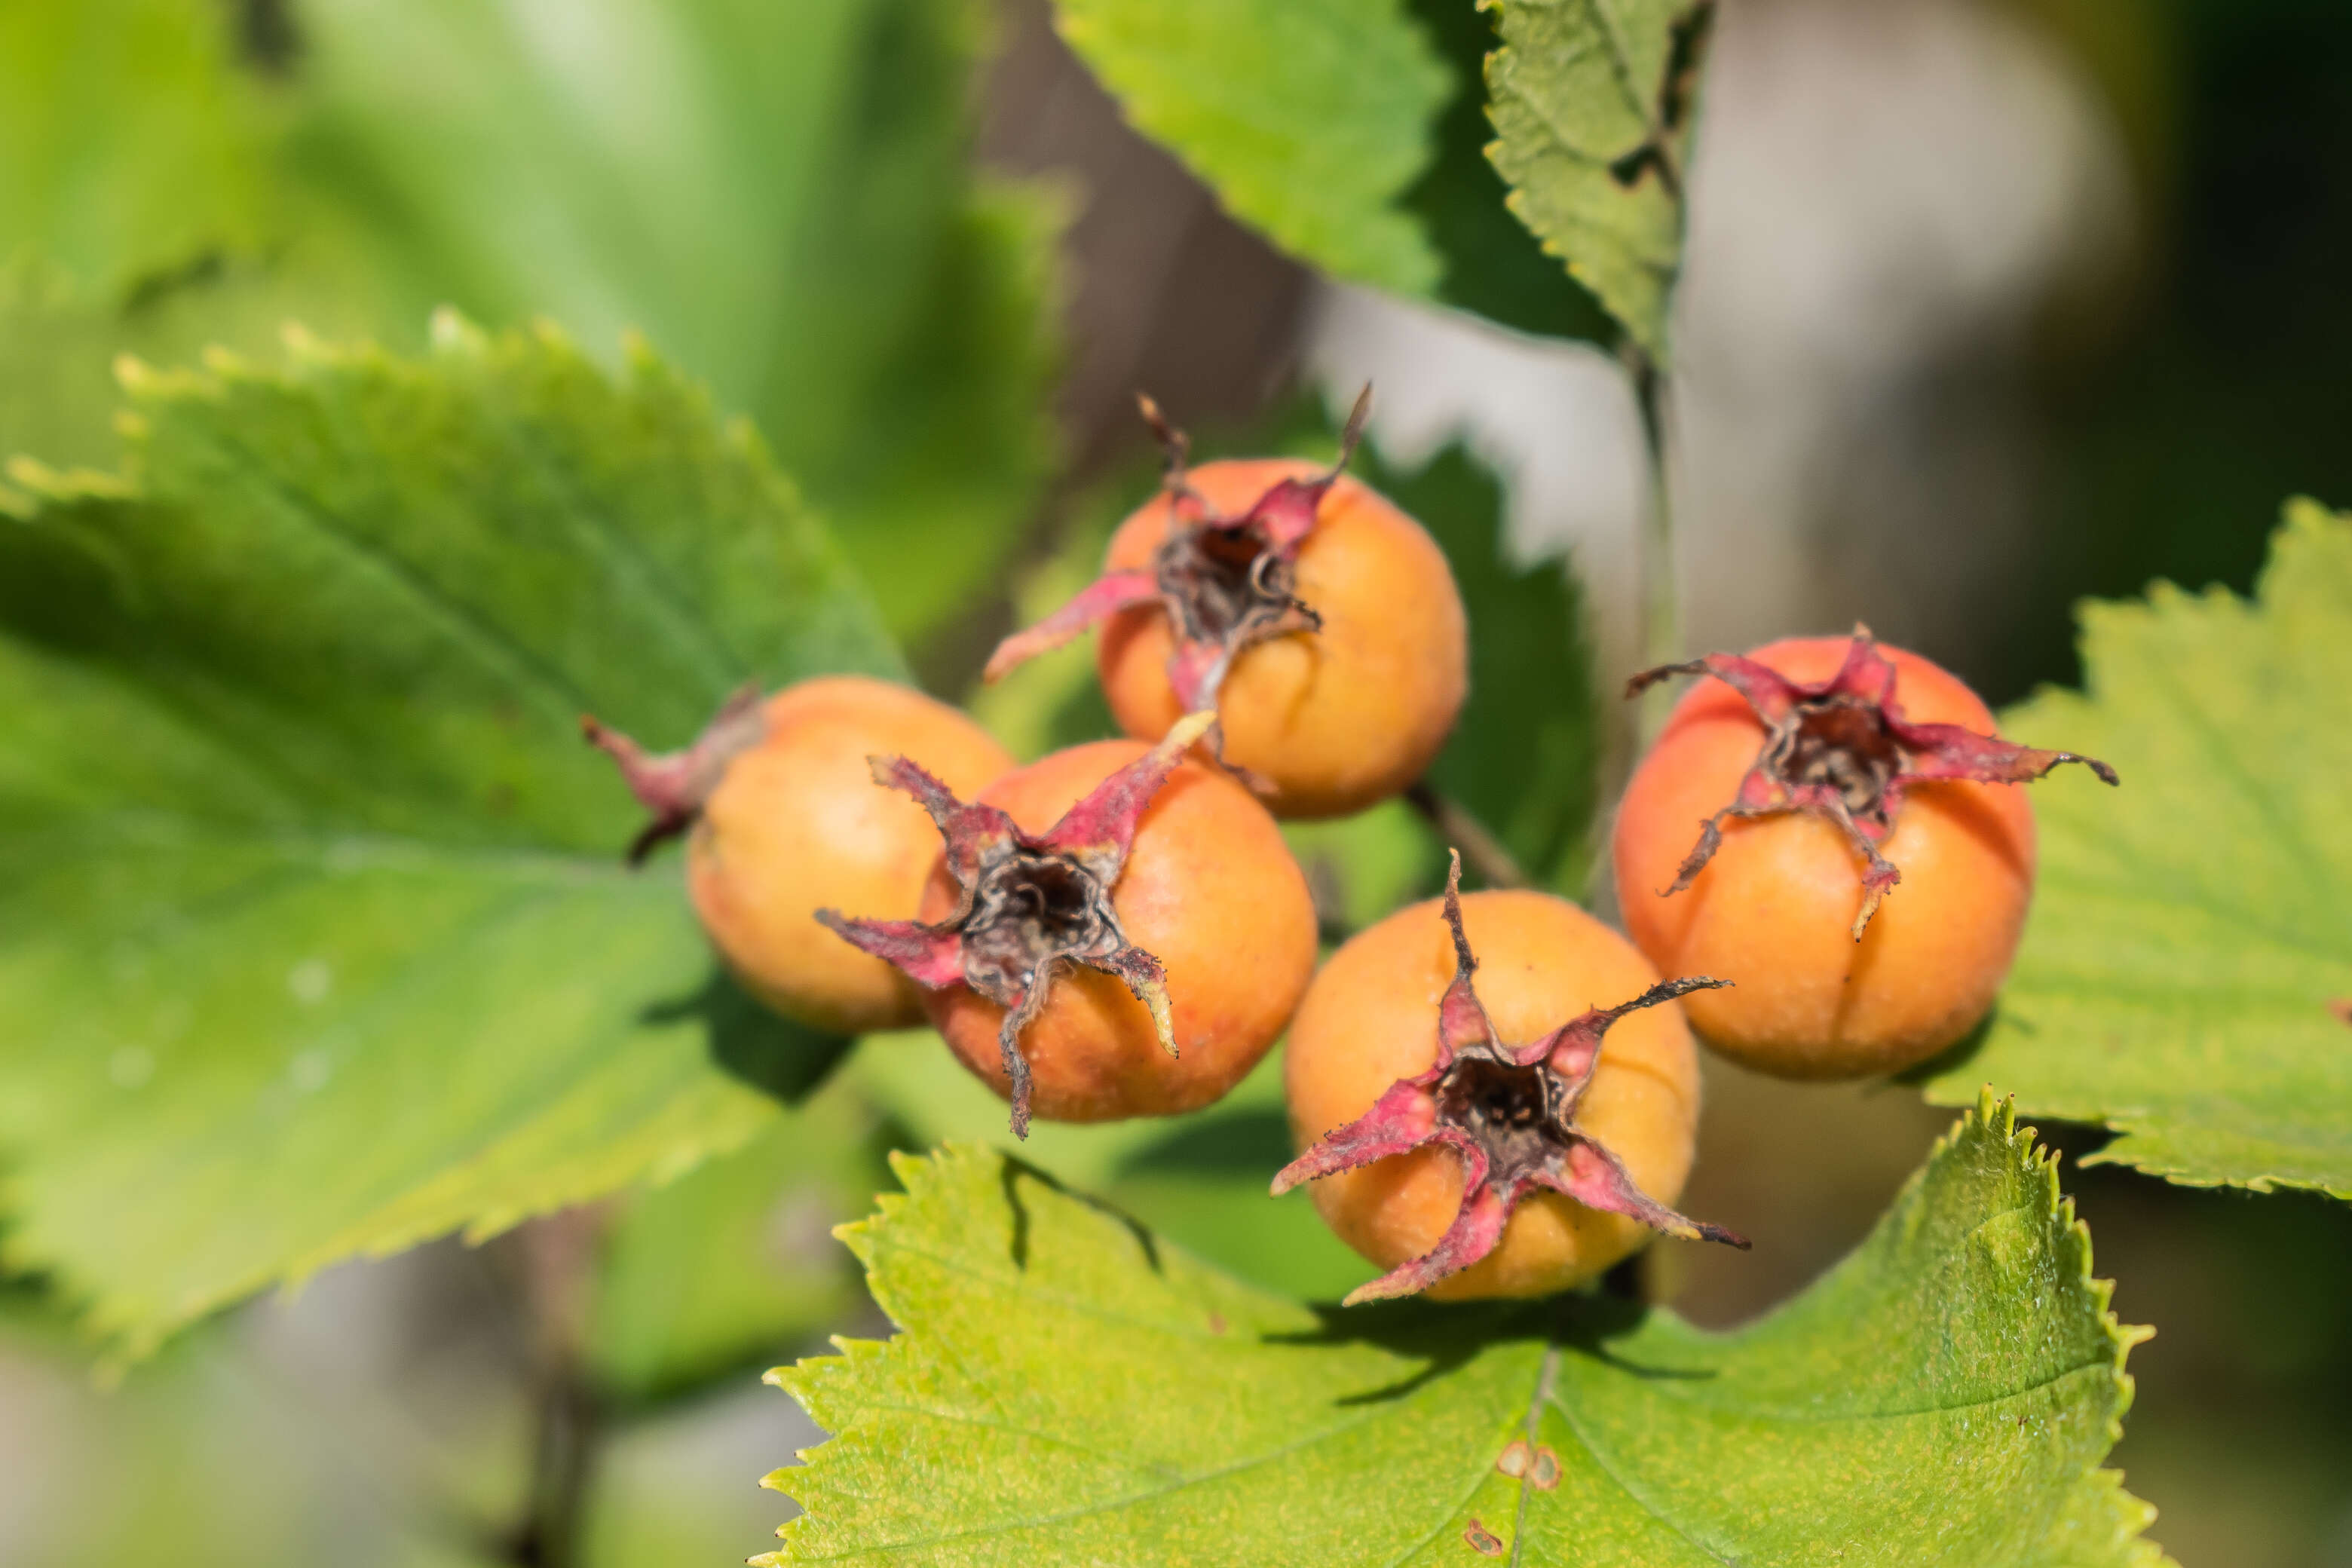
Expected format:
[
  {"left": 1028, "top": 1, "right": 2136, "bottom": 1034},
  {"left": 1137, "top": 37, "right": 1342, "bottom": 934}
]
[
  {"left": 585, "top": 676, "right": 1012, "bottom": 1035},
  {"left": 984, "top": 395, "right": 1467, "bottom": 819},
  {"left": 824, "top": 716, "right": 1318, "bottom": 1132},
  {"left": 1279, "top": 856, "right": 1740, "bottom": 1304},
  {"left": 1614, "top": 629, "right": 2116, "bottom": 1079}
]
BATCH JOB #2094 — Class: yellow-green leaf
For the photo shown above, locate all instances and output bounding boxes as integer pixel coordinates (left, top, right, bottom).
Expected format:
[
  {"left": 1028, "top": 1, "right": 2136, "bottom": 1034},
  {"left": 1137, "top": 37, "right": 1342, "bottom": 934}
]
[
  {"left": 0, "top": 321, "right": 893, "bottom": 1358},
  {"left": 1923, "top": 499, "right": 2352, "bottom": 1199},
  {"left": 762, "top": 1096, "right": 2165, "bottom": 1566}
]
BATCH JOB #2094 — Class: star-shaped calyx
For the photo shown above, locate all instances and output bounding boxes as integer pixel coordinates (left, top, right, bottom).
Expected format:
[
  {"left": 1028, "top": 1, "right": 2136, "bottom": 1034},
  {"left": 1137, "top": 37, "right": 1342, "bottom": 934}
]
[
  {"left": 1628, "top": 626, "right": 2120, "bottom": 939},
  {"left": 1272, "top": 853, "right": 1748, "bottom": 1306},
  {"left": 981, "top": 387, "right": 1374, "bottom": 710},
  {"left": 819, "top": 711, "right": 1215, "bottom": 1138},
  {"left": 581, "top": 684, "right": 765, "bottom": 863}
]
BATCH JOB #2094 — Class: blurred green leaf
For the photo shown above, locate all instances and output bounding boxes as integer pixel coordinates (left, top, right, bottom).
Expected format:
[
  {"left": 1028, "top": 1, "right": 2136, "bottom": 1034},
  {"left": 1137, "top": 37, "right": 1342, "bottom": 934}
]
[
  {"left": 280, "top": 0, "right": 1061, "bottom": 645},
  {"left": 846, "top": 1033, "right": 1371, "bottom": 1301},
  {"left": 4, "top": 0, "right": 1059, "bottom": 644},
  {"left": 764, "top": 1095, "right": 2164, "bottom": 1566},
  {"left": 0, "top": 320, "right": 893, "bottom": 1358},
  {"left": 1484, "top": 0, "right": 1715, "bottom": 363},
  {"left": 1358, "top": 438, "right": 1600, "bottom": 894},
  {"left": 1050, "top": 0, "right": 1450, "bottom": 297},
  {"left": 0, "top": 0, "right": 276, "bottom": 287},
  {"left": 590, "top": 1073, "right": 890, "bottom": 1404},
  {"left": 1922, "top": 500, "right": 2352, "bottom": 1200}
]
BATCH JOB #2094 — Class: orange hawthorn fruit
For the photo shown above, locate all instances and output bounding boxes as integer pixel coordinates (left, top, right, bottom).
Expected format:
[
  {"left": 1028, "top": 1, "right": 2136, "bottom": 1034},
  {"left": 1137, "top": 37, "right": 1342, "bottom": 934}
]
[
  {"left": 1279, "top": 856, "right": 1741, "bottom": 1303},
  {"left": 1615, "top": 629, "right": 2115, "bottom": 1078},
  {"left": 823, "top": 715, "right": 1319, "bottom": 1132},
  {"left": 985, "top": 394, "right": 1467, "bottom": 819},
  {"left": 586, "top": 675, "right": 1012, "bottom": 1035}
]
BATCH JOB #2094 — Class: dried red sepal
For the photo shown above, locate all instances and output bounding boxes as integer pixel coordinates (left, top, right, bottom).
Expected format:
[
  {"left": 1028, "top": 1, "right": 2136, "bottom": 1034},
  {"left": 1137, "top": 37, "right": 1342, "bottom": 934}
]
[
  {"left": 819, "top": 712, "right": 1214, "bottom": 1138},
  {"left": 1272, "top": 853, "right": 1747, "bottom": 1306},
  {"left": 581, "top": 684, "right": 767, "bottom": 864},
  {"left": 982, "top": 386, "right": 1375, "bottom": 711},
  {"left": 1626, "top": 626, "right": 2120, "bottom": 938}
]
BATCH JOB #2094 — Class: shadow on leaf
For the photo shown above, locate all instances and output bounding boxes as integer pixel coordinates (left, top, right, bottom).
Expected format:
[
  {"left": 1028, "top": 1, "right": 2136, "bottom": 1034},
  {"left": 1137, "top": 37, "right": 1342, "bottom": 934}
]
[
  {"left": 644, "top": 966, "right": 857, "bottom": 1105},
  {"left": 995, "top": 1152, "right": 1163, "bottom": 1276}
]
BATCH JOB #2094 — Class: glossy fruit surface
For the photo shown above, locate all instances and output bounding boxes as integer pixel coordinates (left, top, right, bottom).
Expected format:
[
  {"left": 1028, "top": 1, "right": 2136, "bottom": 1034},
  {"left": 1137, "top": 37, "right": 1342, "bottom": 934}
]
[
  {"left": 1095, "top": 459, "right": 1467, "bottom": 819},
  {"left": 921, "top": 738, "right": 1318, "bottom": 1122},
  {"left": 1283, "top": 887, "right": 1704, "bottom": 1301},
  {"left": 1615, "top": 636, "right": 2038, "bottom": 1077},
  {"left": 688, "top": 677, "right": 1012, "bottom": 1034}
]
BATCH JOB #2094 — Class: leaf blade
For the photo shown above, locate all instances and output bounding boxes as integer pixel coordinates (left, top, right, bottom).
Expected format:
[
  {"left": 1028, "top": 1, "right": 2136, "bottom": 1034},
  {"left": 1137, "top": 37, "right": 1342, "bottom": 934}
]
[
  {"left": 1922, "top": 499, "right": 2352, "bottom": 1199},
  {"left": 760, "top": 1096, "right": 2164, "bottom": 1566},
  {"left": 0, "top": 323, "right": 893, "bottom": 1356}
]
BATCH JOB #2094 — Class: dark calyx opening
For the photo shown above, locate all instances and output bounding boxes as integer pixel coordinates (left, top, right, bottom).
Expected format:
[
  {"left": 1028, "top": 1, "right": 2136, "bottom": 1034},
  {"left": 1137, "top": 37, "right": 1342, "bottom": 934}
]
[
  {"left": 1435, "top": 1054, "right": 1566, "bottom": 1185},
  {"left": 1766, "top": 695, "right": 1903, "bottom": 828},
  {"left": 962, "top": 850, "right": 1119, "bottom": 984},
  {"left": 1154, "top": 524, "right": 1297, "bottom": 646}
]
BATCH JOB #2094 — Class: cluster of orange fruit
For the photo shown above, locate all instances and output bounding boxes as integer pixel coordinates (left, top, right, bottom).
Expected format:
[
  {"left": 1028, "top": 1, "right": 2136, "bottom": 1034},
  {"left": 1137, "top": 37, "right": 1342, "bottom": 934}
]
[{"left": 586, "top": 404, "right": 2112, "bottom": 1306}]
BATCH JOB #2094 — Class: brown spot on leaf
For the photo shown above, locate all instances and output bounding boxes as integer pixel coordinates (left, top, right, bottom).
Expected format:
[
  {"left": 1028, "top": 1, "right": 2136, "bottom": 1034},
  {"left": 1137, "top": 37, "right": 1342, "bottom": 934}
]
[
  {"left": 1530, "top": 1445, "right": 1560, "bottom": 1490},
  {"left": 1496, "top": 1439, "right": 1530, "bottom": 1478},
  {"left": 2329, "top": 998, "right": 2352, "bottom": 1028},
  {"left": 1206, "top": 1311, "right": 1227, "bottom": 1335},
  {"left": 1462, "top": 1520, "right": 1505, "bottom": 1557}
]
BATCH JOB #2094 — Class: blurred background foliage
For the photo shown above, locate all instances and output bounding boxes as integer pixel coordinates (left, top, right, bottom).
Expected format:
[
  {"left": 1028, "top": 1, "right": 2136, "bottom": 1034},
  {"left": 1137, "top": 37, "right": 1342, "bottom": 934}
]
[{"left": 2, "top": 0, "right": 2348, "bottom": 1565}]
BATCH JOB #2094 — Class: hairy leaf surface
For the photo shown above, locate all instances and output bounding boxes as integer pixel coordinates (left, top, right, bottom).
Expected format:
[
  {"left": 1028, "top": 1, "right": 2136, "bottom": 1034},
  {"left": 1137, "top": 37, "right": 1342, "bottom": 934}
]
[
  {"left": 764, "top": 1096, "right": 2164, "bottom": 1566},
  {"left": 0, "top": 321, "right": 893, "bottom": 1355},
  {"left": 1484, "top": 0, "right": 1715, "bottom": 362},
  {"left": 1924, "top": 500, "right": 2352, "bottom": 1199}
]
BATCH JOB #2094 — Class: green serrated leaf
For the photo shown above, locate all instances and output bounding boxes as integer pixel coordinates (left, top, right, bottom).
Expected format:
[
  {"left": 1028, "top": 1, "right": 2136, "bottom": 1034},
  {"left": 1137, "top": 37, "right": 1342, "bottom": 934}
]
[
  {"left": 1484, "top": 0, "right": 1715, "bottom": 363},
  {"left": 1399, "top": 0, "right": 1615, "bottom": 342},
  {"left": 0, "top": 320, "right": 896, "bottom": 1358},
  {"left": 1922, "top": 499, "right": 2352, "bottom": 1199},
  {"left": 1050, "top": 0, "right": 1451, "bottom": 297},
  {"left": 762, "top": 1094, "right": 2165, "bottom": 1566}
]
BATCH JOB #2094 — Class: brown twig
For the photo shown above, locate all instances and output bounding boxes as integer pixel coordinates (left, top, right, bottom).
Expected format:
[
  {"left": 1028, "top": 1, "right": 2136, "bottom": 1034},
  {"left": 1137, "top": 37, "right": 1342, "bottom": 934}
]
[{"left": 1404, "top": 782, "right": 1529, "bottom": 890}]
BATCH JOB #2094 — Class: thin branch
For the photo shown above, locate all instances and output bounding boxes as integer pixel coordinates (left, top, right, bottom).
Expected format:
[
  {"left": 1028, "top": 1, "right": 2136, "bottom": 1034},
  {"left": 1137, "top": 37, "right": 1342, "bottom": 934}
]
[
  {"left": 1624, "top": 345, "right": 1677, "bottom": 751},
  {"left": 1405, "top": 782, "right": 1529, "bottom": 890},
  {"left": 503, "top": 1208, "right": 608, "bottom": 1568}
]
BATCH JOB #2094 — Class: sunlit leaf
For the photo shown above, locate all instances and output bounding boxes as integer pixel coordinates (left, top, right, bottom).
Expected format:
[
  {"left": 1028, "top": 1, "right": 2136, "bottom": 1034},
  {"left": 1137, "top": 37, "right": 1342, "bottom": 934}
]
[
  {"left": 762, "top": 1094, "right": 2164, "bottom": 1566},
  {"left": 0, "top": 320, "right": 893, "bottom": 1357},
  {"left": 1051, "top": 0, "right": 1450, "bottom": 297},
  {"left": 1922, "top": 499, "right": 2352, "bottom": 1200}
]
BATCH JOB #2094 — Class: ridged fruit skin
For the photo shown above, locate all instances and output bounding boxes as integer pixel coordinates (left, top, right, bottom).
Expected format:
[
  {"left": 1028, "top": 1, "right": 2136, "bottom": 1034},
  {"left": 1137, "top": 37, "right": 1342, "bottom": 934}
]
[
  {"left": 920, "top": 739, "right": 1318, "bottom": 1122},
  {"left": 688, "top": 676, "right": 1012, "bottom": 1035},
  {"left": 1095, "top": 459, "right": 1468, "bottom": 819},
  {"left": 1284, "top": 890, "right": 1702, "bottom": 1301},
  {"left": 1613, "top": 636, "right": 2037, "bottom": 1079}
]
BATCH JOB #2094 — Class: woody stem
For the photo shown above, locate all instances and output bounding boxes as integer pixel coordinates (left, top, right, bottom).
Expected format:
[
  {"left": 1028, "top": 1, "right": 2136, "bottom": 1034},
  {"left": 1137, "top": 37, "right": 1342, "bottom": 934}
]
[
  {"left": 1405, "top": 783, "right": 1528, "bottom": 890},
  {"left": 1627, "top": 346, "right": 1677, "bottom": 750}
]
